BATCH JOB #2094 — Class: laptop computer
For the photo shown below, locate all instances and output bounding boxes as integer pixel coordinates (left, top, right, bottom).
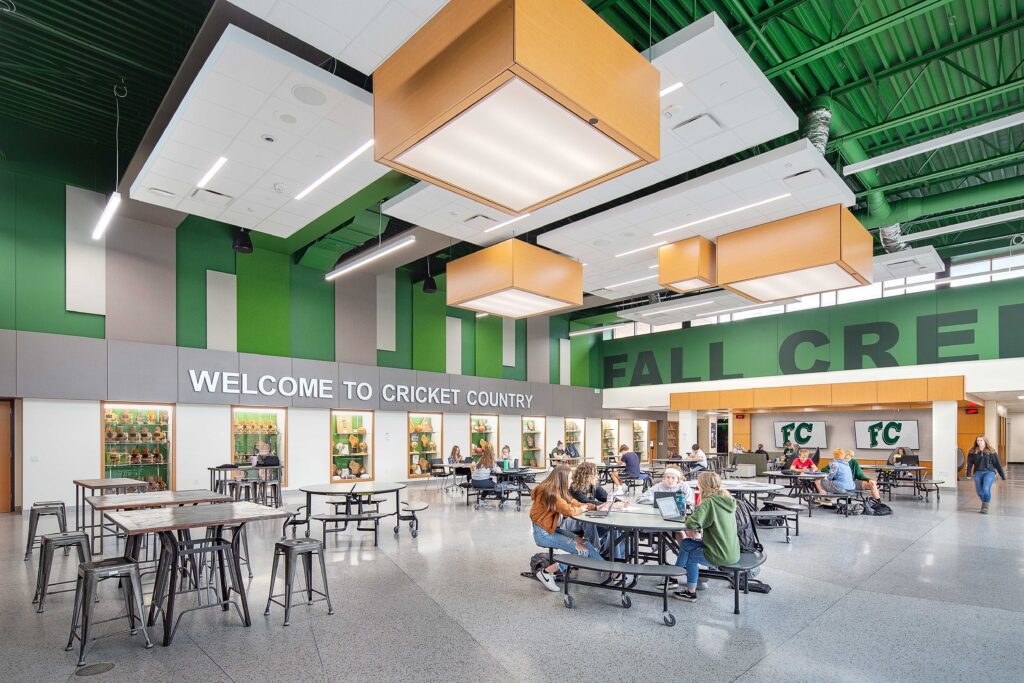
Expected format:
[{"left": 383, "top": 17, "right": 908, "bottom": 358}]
[
  {"left": 653, "top": 490, "right": 677, "bottom": 508},
  {"left": 584, "top": 494, "right": 615, "bottom": 518},
  {"left": 655, "top": 495, "right": 687, "bottom": 523}
]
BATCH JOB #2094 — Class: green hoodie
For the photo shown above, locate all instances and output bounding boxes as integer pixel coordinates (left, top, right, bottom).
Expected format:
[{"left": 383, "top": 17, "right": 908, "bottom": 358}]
[{"left": 685, "top": 494, "right": 740, "bottom": 567}]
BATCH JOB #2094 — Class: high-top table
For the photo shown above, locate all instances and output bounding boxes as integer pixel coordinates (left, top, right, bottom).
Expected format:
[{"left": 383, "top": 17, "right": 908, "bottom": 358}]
[
  {"left": 104, "top": 501, "right": 288, "bottom": 646},
  {"left": 73, "top": 478, "right": 148, "bottom": 540},
  {"left": 299, "top": 482, "right": 407, "bottom": 536},
  {"left": 85, "top": 489, "right": 232, "bottom": 554}
]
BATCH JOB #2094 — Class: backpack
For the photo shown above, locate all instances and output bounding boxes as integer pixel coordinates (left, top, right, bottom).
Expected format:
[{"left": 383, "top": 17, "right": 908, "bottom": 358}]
[
  {"left": 872, "top": 500, "right": 893, "bottom": 516},
  {"left": 734, "top": 499, "right": 763, "bottom": 553},
  {"left": 522, "top": 552, "right": 564, "bottom": 581}
]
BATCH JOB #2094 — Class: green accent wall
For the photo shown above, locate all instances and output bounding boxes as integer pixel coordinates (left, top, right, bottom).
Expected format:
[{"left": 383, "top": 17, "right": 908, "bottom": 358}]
[
  {"left": 599, "top": 278, "right": 1024, "bottom": 388},
  {"left": 175, "top": 216, "right": 236, "bottom": 349},
  {"left": 475, "top": 315, "right": 503, "bottom": 378},
  {"left": 289, "top": 261, "right": 334, "bottom": 361},
  {"left": 412, "top": 273, "right": 446, "bottom": 372},
  {"left": 236, "top": 249, "right": 290, "bottom": 356},
  {"left": 0, "top": 171, "right": 104, "bottom": 337},
  {"left": 377, "top": 268, "right": 414, "bottom": 369}
]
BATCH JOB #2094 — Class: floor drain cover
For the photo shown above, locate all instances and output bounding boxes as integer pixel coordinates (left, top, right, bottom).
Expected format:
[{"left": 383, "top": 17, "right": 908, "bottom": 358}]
[{"left": 76, "top": 663, "right": 115, "bottom": 676}]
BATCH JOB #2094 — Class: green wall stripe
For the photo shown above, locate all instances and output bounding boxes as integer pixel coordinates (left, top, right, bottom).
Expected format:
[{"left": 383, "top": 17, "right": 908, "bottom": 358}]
[
  {"left": 412, "top": 273, "right": 446, "bottom": 372},
  {"left": 175, "top": 216, "right": 235, "bottom": 349},
  {"left": 289, "top": 261, "right": 335, "bottom": 361},
  {"left": 236, "top": 249, "right": 290, "bottom": 357},
  {"left": 475, "top": 315, "right": 503, "bottom": 378},
  {"left": 0, "top": 171, "right": 16, "bottom": 329},
  {"left": 377, "top": 268, "right": 413, "bottom": 368}
]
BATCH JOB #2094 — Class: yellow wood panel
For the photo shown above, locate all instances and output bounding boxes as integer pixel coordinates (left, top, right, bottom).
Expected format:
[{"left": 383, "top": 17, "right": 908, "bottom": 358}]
[
  {"left": 689, "top": 391, "right": 721, "bottom": 411},
  {"left": 753, "top": 386, "right": 792, "bottom": 408},
  {"left": 659, "top": 237, "right": 715, "bottom": 291},
  {"left": 958, "top": 407, "right": 985, "bottom": 434},
  {"left": 510, "top": 240, "right": 583, "bottom": 306},
  {"left": 928, "top": 376, "right": 965, "bottom": 401},
  {"left": 839, "top": 205, "right": 874, "bottom": 282},
  {"left": 669, "top": 393, "right": 690, "bottom": 411},
  {"left": 790, "top": 384, "right": 831, "bottom": 407},
  {"left": 876, "top": 379, "right": 929, "bottom": 403},
  {"left": 731, "top": 412, "right": 751, "bottom": 450},
  {"left": 446, "top": 240, "right": 515, "bottom": 306},
  {"left": 719, "top": 388, "right": 754, "bottom": 409},
  {"left": 830, "top": 381, "right": 877, "bottom": 405}
]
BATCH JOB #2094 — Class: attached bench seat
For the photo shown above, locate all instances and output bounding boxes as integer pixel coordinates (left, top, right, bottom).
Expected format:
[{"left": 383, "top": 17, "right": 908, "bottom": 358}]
[
  {"left": 717, "top": 550, "right": 768, "bottom": 614},
  {"left": 916, "top": 479, "right": 944, "bottom": 502},
  {"left": 800, "top": 490, "right": 868, "bottom": 517},
  {"left": 397, "top": 502, "right": 428, "bottom": 537},
  {"left": 311, "top": 512, "right": 389, "bottom": 546},
  {"left": 551, "top": 554, "right": 685, "bottom": 626}
]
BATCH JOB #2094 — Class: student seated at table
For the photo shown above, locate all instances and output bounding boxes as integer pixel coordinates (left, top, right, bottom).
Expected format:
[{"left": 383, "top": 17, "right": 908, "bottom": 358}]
[
  {"left": 731, "top": 442, "right": 746, "bottom": 454},
  {"left": 635, "top": 467, "right": 695, "bottom": 507},
  {"left": 530, "top": 465, "right": 603, "bottom": 592},
  {"left": 812, "top": 449, "right": 856, "bottom": 498},
  {"left": 472, "top": 448, "right": 500, "bottom": 489},
  {"left": 566, "top": 462, "right": 629, "bottom": 554},
  {"left": 550, "top": 441, "right": 566, "bottom": 461},
  {"left": 448, "top": 445, "right": 467, "bottom": 464},
  {"left": 845, "top": 449, "right": 882, "bottom": 501},
  {"left": 888, "top": 446, "right": 909, "bottom": 465},
  {"left": 672, "top": 471, "right": 740, "bottom": 602},
  {"left": 499, "top": 444, "right": 512, "bottom": 467},
  {"left": 789, "top": 449, "right": 816, "bottom": 472},
  {"left": 688, "top": 443, "right": 708, "bottom": 472},
  {"left": 754, "top": 444, "right": 768, "bottom": 455},
  {"left": 609, "top": 444, "right": 650, "bottom": 494},
  {"left": 667, "top": 449, "right": 682, "bottom": 461}
]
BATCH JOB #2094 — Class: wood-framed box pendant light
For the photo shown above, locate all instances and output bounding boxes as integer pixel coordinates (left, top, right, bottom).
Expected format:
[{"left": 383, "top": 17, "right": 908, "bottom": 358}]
[
  {"left": 658, "top": 236, "right": 717, "bottom": 293},
  {"left": 716, "top": 204, "right": 873, "bottom": 303},
  {"left": 373, "top": 0, "right": 660, "bottom": 215},
  {"left": 447, "top": 239, "right": 583, "bottom": 318}
]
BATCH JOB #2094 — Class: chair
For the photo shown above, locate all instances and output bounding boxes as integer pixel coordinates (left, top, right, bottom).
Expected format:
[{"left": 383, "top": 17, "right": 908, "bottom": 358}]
[
  {"left": 398, "top": 502, "right": 429, "bottom": 538},
  {"left": 33, "top": 531, "right": 91, "bottom": 612},
  {"left": 716, "top": 551, "right": 768, "bottom": 614},
  {"left": 264, "top": 538, "right": 334, "bottom": 626},
  {"left": 65, "top": 557, "right": 153, "bottom": 666},
  {"left": 25, "top": 501, "right": 67, "bottom": 561},
  {"left": 231, "top": 479, "right": 260, "bottom": 502},
  {"left": 281, "top": 505, "right": 308, "bottom": 539},
  {"left": 428, "top": 458, "right": 450, "bottom": 490},
  {"left": 260, "top": 480, "right": 282, "bottom": 507}
]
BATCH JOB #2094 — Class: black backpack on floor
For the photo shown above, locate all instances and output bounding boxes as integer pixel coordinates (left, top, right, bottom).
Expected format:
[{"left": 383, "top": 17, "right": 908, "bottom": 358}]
[{"left": 864, "top": 498, "right": 893, "bottom": 516}]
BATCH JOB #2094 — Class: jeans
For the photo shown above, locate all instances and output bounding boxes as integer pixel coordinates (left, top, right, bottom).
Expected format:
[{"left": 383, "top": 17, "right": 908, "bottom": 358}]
[
  {"left": 974, "top": 470, "right": 996, "bottom": 503},
  {"left": 472, "top": 479, "right": 495, "bottom": 489},
  {"left": 674, "top": 537, "right": 707, "bottom": 589},
  {"left": 533, "top": 524, "right": 601, "bottom": 571}
]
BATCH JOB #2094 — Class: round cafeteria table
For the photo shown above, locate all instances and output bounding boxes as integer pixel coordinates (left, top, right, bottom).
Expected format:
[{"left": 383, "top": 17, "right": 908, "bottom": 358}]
[
  {"left": 720, "top": 480, "right": 783, "bottom": 509},
  {"left": 299, "top": 482, "right": 408, "bottom": 535},
  {"left": 861, "top": 465, "right": 926, "bottom": 499},
  {"left": 766, "top": 471, "right": 825, "bottom": 496}
]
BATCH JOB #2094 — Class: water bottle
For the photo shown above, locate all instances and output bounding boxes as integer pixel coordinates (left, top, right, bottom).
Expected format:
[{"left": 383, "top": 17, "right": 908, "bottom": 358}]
[{"left": 674, "top": 491, "right": 686, "bottom": 512}]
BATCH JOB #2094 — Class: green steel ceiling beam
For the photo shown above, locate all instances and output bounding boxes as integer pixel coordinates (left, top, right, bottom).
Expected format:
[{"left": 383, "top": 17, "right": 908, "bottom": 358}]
[
  {"left": 856, "top": 148, "right": 1024, "bottom": 197},
  {"left": 764, "top": 0, "right": 955, "bottom": 79},
  {"left": 858, "top": 176, "right": 1024, "bottom": 228},
  {"left": 732, "top": 0, "right": 812, "bottom": 38},
  {"left": 719, "top": 0, "right": 808, "bottom": 100},
  {"left": 829, "top": 77, "right": 1024, "bottom": 149}
]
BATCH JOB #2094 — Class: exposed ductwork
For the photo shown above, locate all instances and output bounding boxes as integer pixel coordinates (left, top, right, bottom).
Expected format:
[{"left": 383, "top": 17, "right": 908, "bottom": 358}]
[{"left": 877, "top": 225, "right": 908, "bottom": 252}]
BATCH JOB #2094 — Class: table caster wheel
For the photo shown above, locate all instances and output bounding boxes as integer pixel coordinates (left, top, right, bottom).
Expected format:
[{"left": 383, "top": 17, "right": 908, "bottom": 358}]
[
  {"left": 516, "top": 504, "right": 521, "bottom": 511},
  {"left": 663, "top": 613, "right": 676, "bottom": 627},
  {"left": 563, "top": 595, "right": 575, "bottom": 609},
  {"left": 621, "top": 595, "right": 631, "bottom": 608},
  {"left": 393, "top": 526, "right": 400, "bottom": 535},
  {"left": 411, "top": 529, "right": 418, "bottom": 538},
  {"left": 304, "top": 530, "right": 310, "bottom": 538},
  {"left": 498, "top": 502, "right": 504, "bottom": 509}
]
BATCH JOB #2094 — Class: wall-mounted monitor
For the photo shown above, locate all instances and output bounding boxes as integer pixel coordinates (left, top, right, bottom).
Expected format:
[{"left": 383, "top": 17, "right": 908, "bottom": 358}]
[
  {"left": 854, "top": 420, "right": 919, "bottom": 450},
  {"left": 773, "top": 421, "right": 827, "bottom": 448}
]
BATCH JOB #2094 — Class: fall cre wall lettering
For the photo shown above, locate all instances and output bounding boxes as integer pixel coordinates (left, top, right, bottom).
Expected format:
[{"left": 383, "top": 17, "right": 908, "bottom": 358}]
[{"left": 599, "top": 279, "right": 1024, "bottom": 388}]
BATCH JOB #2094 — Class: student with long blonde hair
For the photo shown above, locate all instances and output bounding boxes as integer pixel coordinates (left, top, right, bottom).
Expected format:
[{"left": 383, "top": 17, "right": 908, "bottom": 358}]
[
  {"left": 530, "top": 465, "right": 602, "bottom": 591},
  {"left": 966, "top": 435, "right": 1006, "bottom": 514},
  {"left": 671, "top": 471, "right": 739, "bottom": 602}
]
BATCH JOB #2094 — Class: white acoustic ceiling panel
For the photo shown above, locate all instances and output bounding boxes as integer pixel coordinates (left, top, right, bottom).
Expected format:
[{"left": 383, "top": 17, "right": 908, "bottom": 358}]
[
  {"left": 227, "top": 0, "right": 448, "bottom": 75},
  {"left": 538, "top": 139, "right": 856, "bottom": 298},
  {"left": 872, "top": 245, "right": 944, "bottom": 280},
  {"left": 129, "top": 25, "right": 387, "bottom": 238},
  {"left": 618, "top": 290, "right": 795, "bottom": 326},
  {"left": 381, "top": 12, "right": 797, "bottom": 246}
]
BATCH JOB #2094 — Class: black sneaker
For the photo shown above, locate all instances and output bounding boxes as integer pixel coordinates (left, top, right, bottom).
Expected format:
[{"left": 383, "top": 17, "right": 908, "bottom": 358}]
[{"left": 673, "top": 589, "right": 697, "bottom": 602}]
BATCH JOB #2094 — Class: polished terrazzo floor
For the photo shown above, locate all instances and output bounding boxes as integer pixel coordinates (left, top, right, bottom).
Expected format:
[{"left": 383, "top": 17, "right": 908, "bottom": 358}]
[{"left": 3, "top": 470, "right": 1023, "bottom": 682}]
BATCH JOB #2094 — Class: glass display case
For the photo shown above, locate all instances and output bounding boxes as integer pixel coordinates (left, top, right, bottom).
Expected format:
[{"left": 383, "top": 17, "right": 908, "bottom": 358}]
[
  {"left": 408, "top": 412, "right": 440, "bottom": 478},
  {"left": 633, "top": 420, "right": 649, "bottom": 462},
  {"left": 469, "top": 414, "right": 498, "bottom": 461},
  {"left": 331, "top": 411, "right": 373, "bottom": 481},
  {"left": 601, "top": 419, "right": 618, "bottom": 461},
  {"left": 564, "top": 417, "right": 584, "bottom": 459},
  {"left": 522, "top": 417, "right": 545, "bottom": 468},
  {"left": 102, "top": 403, "right": 173, "bottom": 490},
  {"left": 232, "top": 407, "right": 286, "bottom": 468}
]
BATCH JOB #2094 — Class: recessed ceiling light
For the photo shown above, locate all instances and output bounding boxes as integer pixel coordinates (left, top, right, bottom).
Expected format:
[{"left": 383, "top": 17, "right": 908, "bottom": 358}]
[
  {"left": 605, "top": 274, "right": 657, "bottom": 289},
  {"left": 148, "top": 187, "right": 175, "bottom": 198},
  {"left": 260, "top": 133, "right": 276, "bottom": 143},
  {"left": 275, "top": 112, "right": 298, "bottom": 125},
  {"left": 653, "top": 193, "right": 791, "bottom": 236},
  {"left": 483, "top": 213, "right": 531, "bottom": 233},
  {"left": 196, "top": 156, "right": 228, "bottom": 189},
  {"left": 659, "top": 82, "right": 683, "bottom": 97},
  {"left": 291, "top": 84, "right": 326, "bottom": 106},
  {"left": 295, "top": 140, "right": 374, "bottom": 200},
  {"left": 615, "top": 241, "right": 666, "bottom": 258}
]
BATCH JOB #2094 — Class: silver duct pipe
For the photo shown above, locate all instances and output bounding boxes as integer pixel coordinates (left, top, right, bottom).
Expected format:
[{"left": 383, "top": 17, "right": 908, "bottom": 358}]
[
  {"left": 878, "top": 224, "right": 908, "bottom": 252},
  {"left": 801, "top": 107, "right": 832, "bottom": 154}
]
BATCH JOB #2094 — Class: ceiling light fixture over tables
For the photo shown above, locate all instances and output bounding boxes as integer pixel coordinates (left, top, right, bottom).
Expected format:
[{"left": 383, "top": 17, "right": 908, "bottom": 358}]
[
  {"left": 447, "top": 239, "right": 582, "bottom": 318},
  {"left": 372, "top": 0, "right": 660, "bottom": 215},
  {"left": 659, "top": 236, "right": 716, "bottom": 293}
]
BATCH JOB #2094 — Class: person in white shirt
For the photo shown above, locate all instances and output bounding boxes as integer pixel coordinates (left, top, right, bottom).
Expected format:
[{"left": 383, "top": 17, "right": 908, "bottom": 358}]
[
  {"left": 688, "top": 443, "right": 708, "bottom": 471},
  {"left": 731, "top": 443, "right": 746, "bottom": 454},
  {"left": 634, "top": 467, "right": 694, "bottom": 506}
]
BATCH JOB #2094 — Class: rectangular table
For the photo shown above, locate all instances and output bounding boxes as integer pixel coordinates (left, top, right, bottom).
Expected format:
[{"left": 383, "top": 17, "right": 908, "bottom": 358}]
[
  {"left": 104, "top": 502, "right": 289, "bottom": 646},
  {"left": 85, "top": 489, "right": 232, "bottom": 554}
]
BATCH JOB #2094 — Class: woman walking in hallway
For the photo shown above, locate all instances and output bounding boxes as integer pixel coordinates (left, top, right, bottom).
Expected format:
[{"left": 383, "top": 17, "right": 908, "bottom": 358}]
[{"left": 966, "top": 435, "right": 1006, "bottom": 514}]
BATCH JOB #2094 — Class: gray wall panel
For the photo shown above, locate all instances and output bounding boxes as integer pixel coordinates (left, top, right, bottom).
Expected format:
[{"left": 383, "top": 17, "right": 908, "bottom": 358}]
[
  {"left": 177, "top": 348, "right": 239, "bottom": 404},
  {"left": 377, "top": 367, "right": 417, "bottom": 411},
  {"left": 107, "top": 340, "right": 177, "bottom": 403},
  {"left": 17, "top": 332, "right": 107, "bottom": 399},
  {"left": 292, "top": 359, "right": 339, "bottom": 408},
  {"left": 105, "top": 217, "right": 177, "bottom": 345},
  {"left": 335, "top": 272, "right": 377, "bottom": 365},
  {"left": 336, "top": 362, "right": 381, "bottom": 410},
  {"left": 526, "top": 317, "right": 549, "bottom": 383},
  {"left": 525, "top": 382, "right": 552, "bottom": 417},
  {"left": 449, "top": 375, "right": 478, "bottom": 412},
  {"left": 238, "top": 354, "right": 294, "bottom": 407},
  {"left": 0, "top": 329, "right": 16, "bottom": 397}
]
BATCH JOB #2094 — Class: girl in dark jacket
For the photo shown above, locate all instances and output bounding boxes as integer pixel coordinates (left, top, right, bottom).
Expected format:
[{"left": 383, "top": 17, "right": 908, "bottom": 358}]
[{"left": 966, "top": 435, "right": 1006, "bottom": 514}]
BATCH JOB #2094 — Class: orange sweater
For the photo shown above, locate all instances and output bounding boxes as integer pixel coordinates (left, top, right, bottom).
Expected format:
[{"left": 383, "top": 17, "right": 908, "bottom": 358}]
[{"left": 530, "top": 489, "right": 586, "bottom": 533}]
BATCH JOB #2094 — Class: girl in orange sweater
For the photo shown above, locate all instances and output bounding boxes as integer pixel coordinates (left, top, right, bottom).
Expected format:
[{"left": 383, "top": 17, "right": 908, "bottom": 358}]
[{"left": 530, "top": 465, "right": 603, "bottom": 591}]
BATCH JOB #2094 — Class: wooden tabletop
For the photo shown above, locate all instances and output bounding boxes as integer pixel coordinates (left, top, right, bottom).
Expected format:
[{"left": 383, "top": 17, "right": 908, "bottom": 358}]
[
  {"left": 104, "top": 501, "right": 289, "bottom": 535},
  {"left": 301, "top": 482, "right": 407, "bottom": 496},
  {"left": 86, "top": 489, "right": 232, "bottom": 510},
  {"left": 73, "top": 478, "right": 148, "bottom": 489}
]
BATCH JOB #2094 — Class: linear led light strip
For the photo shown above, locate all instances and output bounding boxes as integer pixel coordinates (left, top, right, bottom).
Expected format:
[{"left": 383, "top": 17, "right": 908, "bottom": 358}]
[
  {"left": 639, "top": 300, "right": 714, "bottom": 316},
  {"left": 844, "top": 111, "right": 1024, "bottom": 176},
  {"left": 654, "top": 193, "right": 792, "bottom": 237},
  {"left": 615, "top": 241, "right": 666, "bottom": 257},
  {"left": 297, "top": 140, "right": 374, "bottom": 200},
  {"left": 568, "top": 323, "right": 630, "bottom": 337},
  {"left": 659, "top": 82, "right": 683, "bottom": 97},
  {"left": 91, "top": 192, "right": 121, "bottom": 240},
  {"left": 197, "top": 156, "right": 228, "bottom": 188},
  {"left": 902, "top": 208, "right": 1024, "bottom": 243},
  {"left": 325, "top": 234, "right": 416, "bottom": 281},
  {"left": 605, "top": 274, "right": 658, "bottom": 289},
  {"left": 484, "top": 213, "right": 531, "bottom": 233}
]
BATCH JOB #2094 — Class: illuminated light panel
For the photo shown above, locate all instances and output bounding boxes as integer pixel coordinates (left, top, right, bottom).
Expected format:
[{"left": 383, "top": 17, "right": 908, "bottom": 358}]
[
  {"left": 296, "top": 140, "right": 375, "bottom": 200},
  {"left": 484, "top": 212, "right": 532, "bottom": 234},
  {"left": 615, "top": 241, "right": 667, "bottom": 258},
  {"left": 91, "top": 192, "right": 121, "bottom": 240},
  {"left": 325, "top": 234, "right": 416, "bottom": 281},
  {"left": 606, "top": 275, "right": 658, "bottom": 289},
  {"left": 196, "top": 156, "right": 228, "bottom": 188},
  {"left": 458, "top": 289, "right": 570, "bottom": 318},
  {"left": 654, "top": 193, "right": 791, "bottom": 236},
  {"left": 639, "top": 300, "right": 712, "bottom": 316},
  {"left": 727, "top": 263, "right": 862, "bottom": 301},
  {"left": 659, "top": 82, "right": 683, "bottom": 97}
]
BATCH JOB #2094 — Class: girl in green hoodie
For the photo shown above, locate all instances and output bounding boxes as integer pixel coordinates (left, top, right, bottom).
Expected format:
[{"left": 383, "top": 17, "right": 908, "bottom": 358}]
[{"left": 673, "top": 471, "right": 740, "bottom": 602}]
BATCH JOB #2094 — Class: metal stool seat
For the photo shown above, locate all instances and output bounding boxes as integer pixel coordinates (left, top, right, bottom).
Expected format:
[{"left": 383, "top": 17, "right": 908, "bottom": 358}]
[
  {"left": 231, "top": 479, "right": 260, "bottom": 501},
  {"left": 66, "top": 557, "right": 153, "bottom": 666},
  {"left": 264, "top": 538, "right": 334, "bottom": 626},
  {"left": 34, "top": 531, "right": 91, "bottom": 612},
  {"left": 25, "top": 501, "right": 68, "bottom": 561},
  {"left": 260, "top": 480, "right": 282, "bottom": 507}
]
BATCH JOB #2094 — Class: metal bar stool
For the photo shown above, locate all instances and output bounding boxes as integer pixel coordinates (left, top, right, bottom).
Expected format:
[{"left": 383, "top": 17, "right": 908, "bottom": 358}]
[
  {"left": 34, "top": 531, "right": 92, "bottom": 613},
  {"left": 65, "top": 557, "right": 153, "bottom": 666},
  {"left": 25, "top": 501, "right": 68, "bottom": 561},
  {"left": 264, "top": 538, "right": 334, "bottom": 626},
  {"left": 232, "top": 479, "right": 260, "bottom": 502},
  {"left": 260, "top": 480, "right": 282, "bottom": 507}
]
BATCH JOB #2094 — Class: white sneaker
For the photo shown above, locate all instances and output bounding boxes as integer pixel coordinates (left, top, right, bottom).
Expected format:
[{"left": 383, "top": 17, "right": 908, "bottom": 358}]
[
  {"left": 614, "top": 485, "right": 628, "bottom": 496},
  {"left": 696, "top": 580, "right": 708, "bottom": 591},
  {"left": 535, "top": 569, "right": 560, "bottom": 592}
]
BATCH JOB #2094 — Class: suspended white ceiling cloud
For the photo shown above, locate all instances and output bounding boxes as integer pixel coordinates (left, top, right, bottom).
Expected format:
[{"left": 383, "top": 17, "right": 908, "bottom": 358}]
[
  {"left": 618, "top": 290, "right": 795, "bottom": 326},
  {"left": 538, "top": 139, "right": 856, "bottom": 298},
  {"left": 226, "top": 0, "right": 448, "bottom": 75},
  {"left": 129, "top": 25, "right": 387, "bottom": 238},
  {"left": 381, "top": 12, "right": 797, "bottom": 246}
]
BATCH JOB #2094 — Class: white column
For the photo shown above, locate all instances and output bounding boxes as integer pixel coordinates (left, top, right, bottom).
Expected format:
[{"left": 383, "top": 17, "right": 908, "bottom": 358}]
[
  {"left": 984, "top": 401, "right": 1000, "bottom": 444},
  {"left": 932, "top": 401, "right": 958, "bottom": 489},
  {"left": 678, "top": 410, "right": 697, "bottom": 452}
]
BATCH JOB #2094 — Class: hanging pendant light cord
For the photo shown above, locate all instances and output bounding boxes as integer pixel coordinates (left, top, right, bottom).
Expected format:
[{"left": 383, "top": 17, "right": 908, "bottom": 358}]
[{"left": 113, "top": 80, "right": 127, "bottom": 191}]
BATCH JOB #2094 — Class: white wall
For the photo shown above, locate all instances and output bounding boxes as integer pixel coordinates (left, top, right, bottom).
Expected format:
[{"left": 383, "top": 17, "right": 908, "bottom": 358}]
[
  {"left": 547, "top": 416, "right": 565, "bottom": 457},
  {"left": 288, "top": 408, "right": 330, "bottom": 488},
  {"left": 175, "top": 404, "right": 231, "bottom": 491},
  {"left": 376, "top": 411, "right": 410, "bottom": 482},
  {"left": 1008, "top": 413, "right": 1024, "bottom": 463},
  {"left": 499, "top": 414, "right": 522, "bottom": 463},
  {"left": 442, "top": 412, "right": 470, "bottom": 462},
  {"left": 23, "top": 399, "right": 100, "bottom": 507},
  {"left": 585, "top": 418, "right": 602, "bottom": 463},
  {"left": 932, "top": 401, "right": 958, "bottom": 486},
  {"left": 749, "top": 409, "right": 933, "bottom": 461}
]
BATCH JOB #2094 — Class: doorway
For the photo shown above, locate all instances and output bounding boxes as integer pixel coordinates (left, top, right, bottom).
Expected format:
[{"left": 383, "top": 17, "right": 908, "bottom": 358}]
[
  {"left": 715, "top": 418, "right": 729, "bottom": 454},
  {"left": 0, "top": 400, "right": 11, "bottom": 513}
]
